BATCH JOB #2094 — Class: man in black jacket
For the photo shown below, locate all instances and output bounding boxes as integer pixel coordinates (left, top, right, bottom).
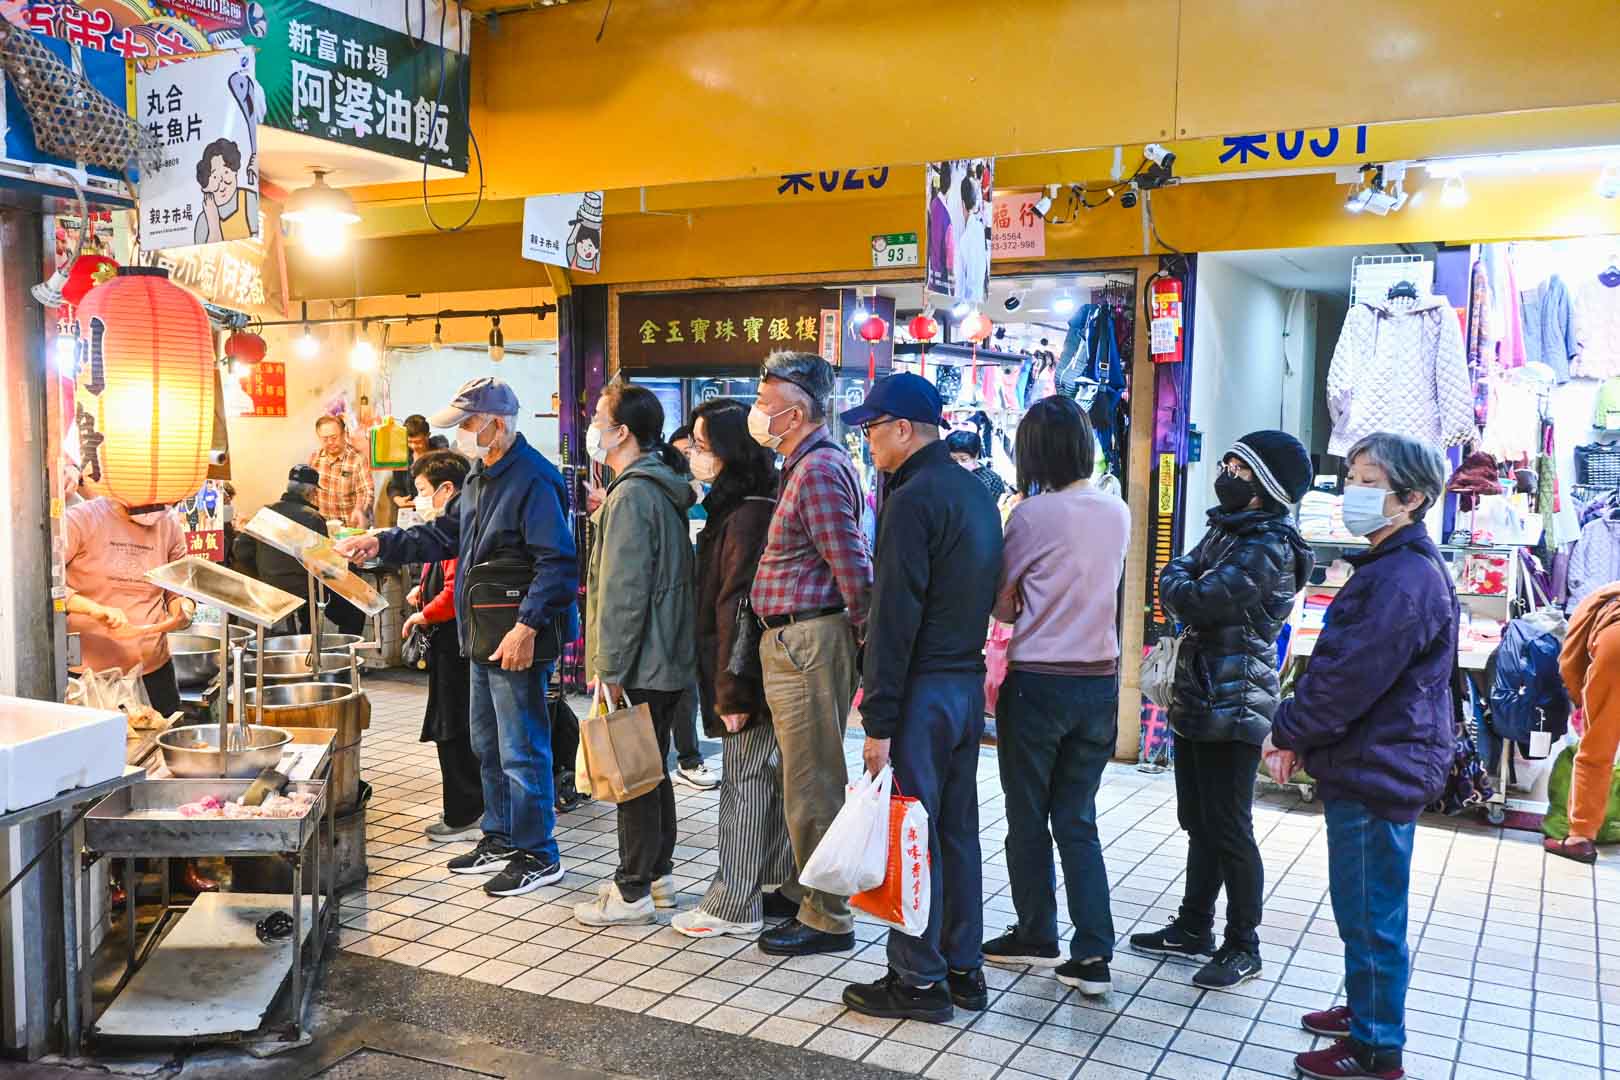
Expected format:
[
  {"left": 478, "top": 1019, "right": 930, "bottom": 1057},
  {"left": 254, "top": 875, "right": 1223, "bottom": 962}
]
[
  {"left": 232, "top": 465, "right": 329, "bottom": 633},
  {"left": 837, "top": 374, "right": 1004, "bottom": 1024}
]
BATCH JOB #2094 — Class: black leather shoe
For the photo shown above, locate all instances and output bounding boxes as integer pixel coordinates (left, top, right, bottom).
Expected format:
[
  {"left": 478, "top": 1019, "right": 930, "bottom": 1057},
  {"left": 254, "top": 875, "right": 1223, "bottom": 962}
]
[
  {"left": 762, "top": 890, "right": 798, "bottom": 920},
  {"left": 947, "top": 967, "right": 988, "bottom": 1011},
  {"left": 758, "top": 917, "right": 855, "bottom": 957},
  {"left": 843, "top": 972, "right": 953, "bottom": 1023}
]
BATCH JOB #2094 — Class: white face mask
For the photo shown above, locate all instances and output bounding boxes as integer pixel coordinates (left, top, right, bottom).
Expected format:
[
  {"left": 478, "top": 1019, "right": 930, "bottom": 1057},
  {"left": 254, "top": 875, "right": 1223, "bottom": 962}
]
[
  {"left": 413, "top": 492, "right": 440, "bottom": 520},
  {"left": 688, "top": 448, "right": 721, "bottom": 483},
  {"left": 586, "top": 421, "right": 623, "bottom": 464},
  {"left": 748, "top": 404, "right": 794, "bottom": 450},
  {"left": 456, "top": 418, "right": 493, "bottom": 458},
  {"left": 1341, "top": 483, "right": 1396, "bottom": 537}
]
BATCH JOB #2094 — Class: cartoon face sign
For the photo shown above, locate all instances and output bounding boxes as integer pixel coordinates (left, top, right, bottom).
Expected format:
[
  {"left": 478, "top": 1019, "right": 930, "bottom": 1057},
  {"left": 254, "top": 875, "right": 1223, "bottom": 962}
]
[
  {"left": 204, "top": 151, "right": 238, "bottom": 206},
  {"left": 574, "top": 234, "right": 598, "bottom": 265}
]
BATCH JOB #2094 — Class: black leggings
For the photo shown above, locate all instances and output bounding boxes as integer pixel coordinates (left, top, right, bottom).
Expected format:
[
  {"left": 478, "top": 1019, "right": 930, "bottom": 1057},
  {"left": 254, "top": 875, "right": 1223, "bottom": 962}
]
[{"left": 1172, "top": 736, "right": 1264, "bottom": 951}]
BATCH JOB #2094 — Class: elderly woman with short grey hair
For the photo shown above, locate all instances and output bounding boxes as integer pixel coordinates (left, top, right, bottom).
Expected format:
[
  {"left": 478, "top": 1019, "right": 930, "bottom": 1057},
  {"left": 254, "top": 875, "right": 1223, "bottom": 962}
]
[{"left": 1266, "top": 431, "right": 1456, "bottom": 1080}]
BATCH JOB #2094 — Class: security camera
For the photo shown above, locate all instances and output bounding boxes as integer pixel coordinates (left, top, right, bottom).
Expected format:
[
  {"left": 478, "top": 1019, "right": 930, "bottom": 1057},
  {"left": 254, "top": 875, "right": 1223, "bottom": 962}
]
[
  {"left": 1138, "top": 143, "right": 1177, "bottom": 190},
  {"left": 1119, "top": 184, "right": 1140, "bottom": 210},
  {"left": 1144, "top": 143, "right": 1176, "bottom": 170},
  {"left": 1031, "top": 184, "right": 1059, "bottom": 219}
]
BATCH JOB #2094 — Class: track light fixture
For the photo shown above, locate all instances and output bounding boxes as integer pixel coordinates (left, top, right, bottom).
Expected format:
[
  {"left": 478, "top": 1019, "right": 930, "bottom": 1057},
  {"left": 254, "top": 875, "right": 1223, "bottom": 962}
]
[
  {"left": 488, "top": 315, "right": 505, "bottom": 362},
  {"left": 432, "top": 320, "right": 444, "bottom": 348}
]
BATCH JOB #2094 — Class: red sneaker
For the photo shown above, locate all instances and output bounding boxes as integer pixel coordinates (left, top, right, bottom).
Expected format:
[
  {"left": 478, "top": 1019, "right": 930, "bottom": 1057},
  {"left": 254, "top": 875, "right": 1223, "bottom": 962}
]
[
  {"left": 1295, "top": 1040, "right": 1404, "bottom": 1080},
  {"left": 1301, "top": 1004, "right": 1353, "bottom": 1037}
]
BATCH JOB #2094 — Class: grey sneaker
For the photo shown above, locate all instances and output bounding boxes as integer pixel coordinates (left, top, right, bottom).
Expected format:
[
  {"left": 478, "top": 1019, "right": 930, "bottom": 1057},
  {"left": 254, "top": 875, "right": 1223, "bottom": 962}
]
[
  {"left": 423, "top": 817, "right": 481, "bottom": 842},
  {"left": 674, "top": 762, "right": 719, "bottom": 790}
]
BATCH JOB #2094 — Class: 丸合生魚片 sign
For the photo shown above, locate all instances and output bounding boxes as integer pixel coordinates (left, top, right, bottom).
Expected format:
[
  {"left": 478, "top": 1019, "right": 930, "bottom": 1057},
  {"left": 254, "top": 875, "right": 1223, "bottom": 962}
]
[
  {"left": 521, "top": 192, "right": 602, "bottom": 272},
  {"left": 136, "top": 47, "right": 262, "bottom": 251}
]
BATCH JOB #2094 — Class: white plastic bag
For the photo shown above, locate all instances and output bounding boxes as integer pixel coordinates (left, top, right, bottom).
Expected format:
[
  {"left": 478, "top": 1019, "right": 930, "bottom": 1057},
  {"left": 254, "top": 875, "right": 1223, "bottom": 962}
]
[
  {"left": 853, "top": 794, "right": 931, "bottom": 936},
  {"left": 799, "top": 765, "right": 892, "bottom": 895}
]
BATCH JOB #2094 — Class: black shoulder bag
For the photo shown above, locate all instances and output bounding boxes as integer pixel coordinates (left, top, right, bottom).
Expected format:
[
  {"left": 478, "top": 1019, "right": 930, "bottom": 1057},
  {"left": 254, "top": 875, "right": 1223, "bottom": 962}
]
[{"left": 462, "top": 474, "right": 566, "bottom": 665}]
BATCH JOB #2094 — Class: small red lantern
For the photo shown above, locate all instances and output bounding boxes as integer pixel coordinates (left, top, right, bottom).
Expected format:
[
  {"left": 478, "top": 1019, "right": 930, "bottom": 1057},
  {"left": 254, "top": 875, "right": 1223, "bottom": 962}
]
[
  {"left": 857, "top": 314, "right": 888, "bottom": 384},
  {"left": 61, "top": 254, "right": 119, "bottom": 309},
  {"left": 74, "top": 267, "right": 216, "bottom": 508},
  {"left": 908, "top": 313, "right": 940, "bottom": 377},
  {"left": 960, "top": 311, "right": 994, "bottom": 343},
  {"left": 225, "top": 330, "right": 268, "bottom": 364}
]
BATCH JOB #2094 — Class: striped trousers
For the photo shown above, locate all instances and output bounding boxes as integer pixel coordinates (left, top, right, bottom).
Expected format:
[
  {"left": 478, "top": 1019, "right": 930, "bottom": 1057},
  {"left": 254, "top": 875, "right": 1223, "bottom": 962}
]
[{"left": 699, "top": 721, "right": 796, "bottom": 924}]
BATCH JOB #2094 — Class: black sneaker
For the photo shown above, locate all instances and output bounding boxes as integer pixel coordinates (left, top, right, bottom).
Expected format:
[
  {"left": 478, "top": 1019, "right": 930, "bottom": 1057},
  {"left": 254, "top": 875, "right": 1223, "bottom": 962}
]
[
  {"left": 982, "top": 927, "right": 1062, "bottom": 968},
  {"left": 947, "top": 967, "right": 988, "bottom": 1011},
  {"left": 1129, "top": 922, "right": 1217, "bottom": 959},
  {"left": 484, "top": 852, "right": 565, "bottom": 897},
  {"left": 842, "top": 972, "right": 954, "bottom": 1024},
  {"left": 446, "top": 836, "right": 516, "bottom": 875},
  {"left": 1056, "top": 958, "right": 1112, "bottom": 997},
  {"left": 1192, "top": 945, "right": 1263, "bottom": 990}
]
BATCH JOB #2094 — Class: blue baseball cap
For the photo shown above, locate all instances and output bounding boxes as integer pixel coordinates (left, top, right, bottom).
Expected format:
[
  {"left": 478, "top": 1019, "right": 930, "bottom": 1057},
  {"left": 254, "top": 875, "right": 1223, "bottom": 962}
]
[
  {"left": 428, "top": 377, "right": 521, "bottom": 427},
  {"left": 839, "top": 373, "right": 943, "bottom": 428}
]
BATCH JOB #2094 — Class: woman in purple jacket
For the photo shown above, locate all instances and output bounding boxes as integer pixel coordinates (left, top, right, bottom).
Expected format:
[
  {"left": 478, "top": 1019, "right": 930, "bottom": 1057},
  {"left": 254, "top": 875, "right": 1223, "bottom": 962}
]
[{"left": 1266, "top": 432, "right": 1455, "bottom": 1080}]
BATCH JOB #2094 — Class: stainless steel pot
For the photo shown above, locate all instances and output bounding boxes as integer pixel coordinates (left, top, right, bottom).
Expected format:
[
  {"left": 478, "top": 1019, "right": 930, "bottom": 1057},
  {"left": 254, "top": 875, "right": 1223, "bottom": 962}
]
[
  {"left": 168, "top": 633, "right": 225, "bottom": 689},
  {"left": 158, "top": 723, "right": 291, "bottom": 778},
  {"left": 256, "top": 634, "right": 364, "bottom": 654},
  {"left": 238, "top": 651, "right": 359, "bottom": 686},
  {"left": 234, "top": 682, "right": 365, "bottom": 810}
]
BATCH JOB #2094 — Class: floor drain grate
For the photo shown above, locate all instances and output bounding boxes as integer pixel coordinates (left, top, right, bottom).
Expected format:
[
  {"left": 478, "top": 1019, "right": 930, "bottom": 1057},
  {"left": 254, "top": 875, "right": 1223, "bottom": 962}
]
[{"left": 315, "top": 1049, "right": 498, "bottom": 1079}]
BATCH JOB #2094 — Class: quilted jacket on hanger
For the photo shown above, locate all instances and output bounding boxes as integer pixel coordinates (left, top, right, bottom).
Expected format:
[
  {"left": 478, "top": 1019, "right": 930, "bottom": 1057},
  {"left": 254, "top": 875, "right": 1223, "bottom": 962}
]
[{"left": 1326, "top": 295, "right": 1477, "bottom": 457}]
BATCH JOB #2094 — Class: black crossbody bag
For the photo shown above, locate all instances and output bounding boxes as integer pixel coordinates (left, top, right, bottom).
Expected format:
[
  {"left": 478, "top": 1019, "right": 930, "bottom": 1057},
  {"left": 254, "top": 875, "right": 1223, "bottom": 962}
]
[{"left": 462, "top": 474, "right": 565, "bottom": 665}]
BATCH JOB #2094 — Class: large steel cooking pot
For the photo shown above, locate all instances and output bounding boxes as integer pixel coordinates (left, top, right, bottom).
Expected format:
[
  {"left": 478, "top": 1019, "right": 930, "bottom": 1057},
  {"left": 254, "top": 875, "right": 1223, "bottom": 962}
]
[
  {"left": 238, "top": 651, "right": 359, "bottom": 686},
  {"left": 158, "top": 723, "right": 291, "bottom": 778},
  {"left": 168, "top": 633, "right": 226, "bottom": 688},
  {"left": 234, "top": 682, "right": 365, "bottom": 810},
  {"left": 256, "top": 634, "right": 364, "bottom": 655}
]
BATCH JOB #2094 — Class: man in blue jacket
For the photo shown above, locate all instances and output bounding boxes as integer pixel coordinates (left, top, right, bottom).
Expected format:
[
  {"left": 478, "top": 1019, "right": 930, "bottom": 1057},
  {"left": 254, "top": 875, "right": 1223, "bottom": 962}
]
[
  {"left": 338, "top": 377, "right": 578, "bottom": 897},
  {"left": 837, "top": 374, "right": 1003, "bottom": 1024}
]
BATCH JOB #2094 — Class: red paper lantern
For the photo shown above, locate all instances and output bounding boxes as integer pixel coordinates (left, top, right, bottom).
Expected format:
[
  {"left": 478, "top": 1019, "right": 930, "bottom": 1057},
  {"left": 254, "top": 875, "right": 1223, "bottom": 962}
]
[
  {"left": 907, "top": 314, "right": 940, "bottom": 342},
  {"left": 74, "top": 267, "right": 216, "bottom": 509},
  {"left": 225, "top": 330, "right": 268, "bottom": 363},
  {"left": 856, "top": 314, "right": 888, "bottom": 384},
  {"left": 960, "top": 311, "right": 994, "bottom": 343},
  {"left": 61, "top": 254, "right": 119, "bottom": 309}
]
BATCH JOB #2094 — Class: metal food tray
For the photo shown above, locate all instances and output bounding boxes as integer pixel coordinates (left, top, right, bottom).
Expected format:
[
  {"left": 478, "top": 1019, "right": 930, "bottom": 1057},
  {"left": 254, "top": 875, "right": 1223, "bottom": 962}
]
[
  {"left": 84, "top": 779, "right": 326, "bottom": 857},
  {"left": 241, "top": 508, "right": 389, "bottom": 616},
  {"left": 144, "top": 557, "right": 305, "bottom": 629}
]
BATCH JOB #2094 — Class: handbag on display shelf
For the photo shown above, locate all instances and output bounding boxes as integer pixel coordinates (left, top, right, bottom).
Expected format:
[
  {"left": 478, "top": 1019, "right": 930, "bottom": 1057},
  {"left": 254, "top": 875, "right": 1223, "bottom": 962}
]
[{"left": 578, "top": 684, "right": 664, "bottom": 805}]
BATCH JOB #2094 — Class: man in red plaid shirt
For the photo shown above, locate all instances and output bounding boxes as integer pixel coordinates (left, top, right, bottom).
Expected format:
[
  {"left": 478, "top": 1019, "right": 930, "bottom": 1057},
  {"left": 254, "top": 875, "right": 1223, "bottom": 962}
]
[
  {"left": 749, "top": 351, "right": 872, "bottom": 959},
  {"left": 308, "top": 414, "right": 375, "bottom": 528}
]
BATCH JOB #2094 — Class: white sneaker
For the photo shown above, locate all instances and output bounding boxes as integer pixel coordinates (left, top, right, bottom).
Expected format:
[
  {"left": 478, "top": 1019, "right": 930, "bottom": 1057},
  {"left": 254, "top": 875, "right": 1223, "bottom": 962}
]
[
  {"left": 573, "top": 882, "right": 656, "bottom": 927},
  {"left": 671, "top": 907, "right": 764, "bottom": 939},
  {"left": 674, "top": 762, "right": 720, "bottom": 790},
  {"left": 651, "top": 875, "right": 678, "bottom": 909}
]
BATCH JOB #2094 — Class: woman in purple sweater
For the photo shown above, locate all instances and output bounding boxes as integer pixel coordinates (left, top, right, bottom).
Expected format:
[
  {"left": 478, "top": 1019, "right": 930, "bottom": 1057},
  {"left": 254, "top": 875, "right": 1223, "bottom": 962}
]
[{"left": 980, "top": 397, "right": 1130, "bottom": 996}]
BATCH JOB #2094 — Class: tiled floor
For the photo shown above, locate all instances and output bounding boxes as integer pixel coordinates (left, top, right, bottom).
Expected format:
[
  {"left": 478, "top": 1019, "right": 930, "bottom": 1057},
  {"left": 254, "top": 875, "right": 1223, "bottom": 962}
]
[{"left": 343, "top": 674, "right": 1620, "bottom": 1080}]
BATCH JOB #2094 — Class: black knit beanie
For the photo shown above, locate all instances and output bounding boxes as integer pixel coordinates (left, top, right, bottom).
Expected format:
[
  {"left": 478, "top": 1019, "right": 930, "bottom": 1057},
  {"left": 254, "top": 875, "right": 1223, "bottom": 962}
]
[{"left": 1229, "top": 430, "right": 1312, "bottom": 506}]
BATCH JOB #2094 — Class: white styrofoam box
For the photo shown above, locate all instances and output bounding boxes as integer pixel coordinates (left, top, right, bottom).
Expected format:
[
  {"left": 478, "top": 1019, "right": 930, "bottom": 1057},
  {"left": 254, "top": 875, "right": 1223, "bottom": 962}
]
[{"left": 0, "top": 696, "right": 126, "bottom": 812}]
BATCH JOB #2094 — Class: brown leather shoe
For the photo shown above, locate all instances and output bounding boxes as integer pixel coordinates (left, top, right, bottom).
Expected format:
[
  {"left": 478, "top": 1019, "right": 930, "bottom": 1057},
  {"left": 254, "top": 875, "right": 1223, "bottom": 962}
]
[
  {"left": 1544, "top": 835, "right": 1598, "bottom": 864},
  {"left": 178, "top": 861, "right": 220, "bottom": 894}
]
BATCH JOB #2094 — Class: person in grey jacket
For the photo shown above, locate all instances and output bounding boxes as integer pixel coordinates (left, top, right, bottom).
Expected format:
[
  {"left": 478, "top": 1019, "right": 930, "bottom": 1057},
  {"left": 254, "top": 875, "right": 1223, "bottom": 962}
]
[{"left": 576, "top": 382, "right": 698, "bottom": 928}]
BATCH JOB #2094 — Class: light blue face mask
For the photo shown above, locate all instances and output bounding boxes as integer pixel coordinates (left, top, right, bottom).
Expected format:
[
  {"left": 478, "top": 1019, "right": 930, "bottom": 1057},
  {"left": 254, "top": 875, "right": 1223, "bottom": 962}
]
[{"left": 1341, "top": 484, "right": 1394, "bottom": 537}]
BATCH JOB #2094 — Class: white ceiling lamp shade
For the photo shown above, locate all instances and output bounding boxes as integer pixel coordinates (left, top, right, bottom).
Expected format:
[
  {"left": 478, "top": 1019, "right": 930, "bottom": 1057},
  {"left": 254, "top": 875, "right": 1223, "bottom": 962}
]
[{"left": 282, "top": 169, "right": 361, "bottom": 258}]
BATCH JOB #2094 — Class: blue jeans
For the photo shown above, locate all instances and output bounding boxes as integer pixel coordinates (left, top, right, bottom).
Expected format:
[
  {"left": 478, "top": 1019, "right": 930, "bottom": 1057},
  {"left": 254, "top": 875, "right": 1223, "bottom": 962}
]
[
  {"left": 468, "top": 661, "right": 559, "bottom": 862},
  {"left": 996, "top": 670, "right": 1117, "bottom": 961},
  {"left": 888, "top": 672, "right": 985, "bottom": 987},
  {"left": 1325, "top": 799, "right": 1415, "bottom": 1053}
]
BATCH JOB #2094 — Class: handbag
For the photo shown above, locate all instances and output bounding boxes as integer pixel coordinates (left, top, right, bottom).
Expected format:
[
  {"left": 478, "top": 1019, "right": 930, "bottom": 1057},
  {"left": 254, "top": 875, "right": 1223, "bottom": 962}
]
[
  {"left": 723, "top": 497, "right": 775, "bottom": 678},
  {"left": 1139, "top": 630, "right": 1184, "bottom": 710},
  {"left": 402, "top": 627, "right": 431, "bottom": 670},
  {"left": 578, "top": 684, "right": 664, "bottom": 804},
  {"left": 463, "top": 474, "right": 565, "bottom": 665}
]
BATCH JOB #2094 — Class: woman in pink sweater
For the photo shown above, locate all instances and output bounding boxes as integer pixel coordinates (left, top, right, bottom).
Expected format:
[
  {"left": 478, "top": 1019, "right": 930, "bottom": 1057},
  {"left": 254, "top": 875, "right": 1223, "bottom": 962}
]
[{"left": 980, "top": 397, "right": 1130, "bottom": 997}]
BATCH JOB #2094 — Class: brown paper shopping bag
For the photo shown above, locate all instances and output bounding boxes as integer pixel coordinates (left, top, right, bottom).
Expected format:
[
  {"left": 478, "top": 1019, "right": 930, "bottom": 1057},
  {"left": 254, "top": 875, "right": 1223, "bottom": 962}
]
[{"left": 578, "top": 685, "right": 664, "bottom": 804}]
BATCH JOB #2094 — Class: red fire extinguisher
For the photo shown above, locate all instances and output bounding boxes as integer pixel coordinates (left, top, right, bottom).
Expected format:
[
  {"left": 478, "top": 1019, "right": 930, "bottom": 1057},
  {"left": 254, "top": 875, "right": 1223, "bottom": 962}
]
[{"left": 1149, "top": 275, "right": 1184, "bottom": 364}]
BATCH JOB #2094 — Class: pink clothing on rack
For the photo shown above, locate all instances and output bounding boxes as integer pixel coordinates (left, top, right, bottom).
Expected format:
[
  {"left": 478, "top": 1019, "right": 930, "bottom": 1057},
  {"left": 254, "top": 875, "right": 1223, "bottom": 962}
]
[{"left": 1499, "top": 252, "right": 1528, "bottom": 370}]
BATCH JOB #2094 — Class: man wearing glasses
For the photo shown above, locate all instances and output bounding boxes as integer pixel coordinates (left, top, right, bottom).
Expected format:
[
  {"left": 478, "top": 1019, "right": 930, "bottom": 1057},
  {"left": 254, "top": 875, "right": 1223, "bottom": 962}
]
[
  {"left": 748, "top": 351, "right": 873, "bottom": 958},
  {"left": 838, "top": 372, "right": 1003, "bottom": 1024}
]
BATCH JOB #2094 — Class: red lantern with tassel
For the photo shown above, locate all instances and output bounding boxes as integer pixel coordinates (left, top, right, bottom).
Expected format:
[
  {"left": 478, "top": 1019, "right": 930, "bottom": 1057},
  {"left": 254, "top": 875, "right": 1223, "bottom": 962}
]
[
  {"left": 959, "top": 311, "right": 994, "bottom": 394},
  {"left": 225, "top": 330, "right": 268, "bottom": 364},
  {"left": 61, "top": 254, "right": 119, "bottom": 309},
  {"left": 858, "top": 313, "right": 888, "bottom": 384},
  {"left": 908, "top": 313, "right": 939, "bottom": 377},
  {"left": 73, "top": 267, "right": 216, "bottom": 508}
]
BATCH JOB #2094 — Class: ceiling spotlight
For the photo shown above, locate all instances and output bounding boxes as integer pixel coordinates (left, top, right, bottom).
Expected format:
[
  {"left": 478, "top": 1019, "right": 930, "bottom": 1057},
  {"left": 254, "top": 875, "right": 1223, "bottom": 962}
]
[
  {"left": 1346, "top": 163, "right": 1409, "bottom": 216},
  {"left": 1003, "top": 292, "right": 1023, "bottom": 312},
  {"left": 488, "top": 315, "right": 505, "bottom": 362},
  {"left": 283, "top": 169, "right": 360, "bottom": 258},
  {"left": 951, "top": 300, "right": 973, "bottom": 319},
  {"left": 1440, "top": 176, "right": 1469, "bottom": 208},
  {"left": 1032, "top": 184, "right": 1059, "bottom": 220},
  {"left": 349, "top": 337, "right": 377, "bottom": 371},
  {"left": 296, "top": 326, "right": 319, "bottom": 359},
  {"left": 1053, "top": 295, "right": 1077, "bottom": 317},
  {"left": 432, "top": 320, "right": 444, "bottom": 348},
  {"left": 1118, "top": 184, "right": 1139, "bottom": 210},
  {"left": 1600, "top": 163, "right": 1620, "bottom": 199}
]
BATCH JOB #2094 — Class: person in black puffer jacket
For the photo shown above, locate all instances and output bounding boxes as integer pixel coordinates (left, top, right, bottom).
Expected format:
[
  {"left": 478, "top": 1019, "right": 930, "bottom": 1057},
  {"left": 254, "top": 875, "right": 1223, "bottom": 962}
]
[{"left": 1131, "top": 430, "right": 1314, "bottom": 992}]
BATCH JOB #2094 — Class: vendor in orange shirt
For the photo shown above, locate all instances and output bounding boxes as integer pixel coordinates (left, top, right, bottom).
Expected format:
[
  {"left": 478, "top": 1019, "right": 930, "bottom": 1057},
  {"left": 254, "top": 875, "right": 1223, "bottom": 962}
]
[
  {"left": 1547, "top": 582, "right": 1620, "bottom": 864},
  {"left": 63, "top": 496, "right": 194, "bottom": 716}
]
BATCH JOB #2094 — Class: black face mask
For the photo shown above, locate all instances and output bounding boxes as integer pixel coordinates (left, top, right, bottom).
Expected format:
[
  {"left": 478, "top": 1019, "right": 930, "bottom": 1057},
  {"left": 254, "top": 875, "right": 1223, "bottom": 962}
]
[{"left": 1215, "top": 472, "right": 1259, "bottom": 512}]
